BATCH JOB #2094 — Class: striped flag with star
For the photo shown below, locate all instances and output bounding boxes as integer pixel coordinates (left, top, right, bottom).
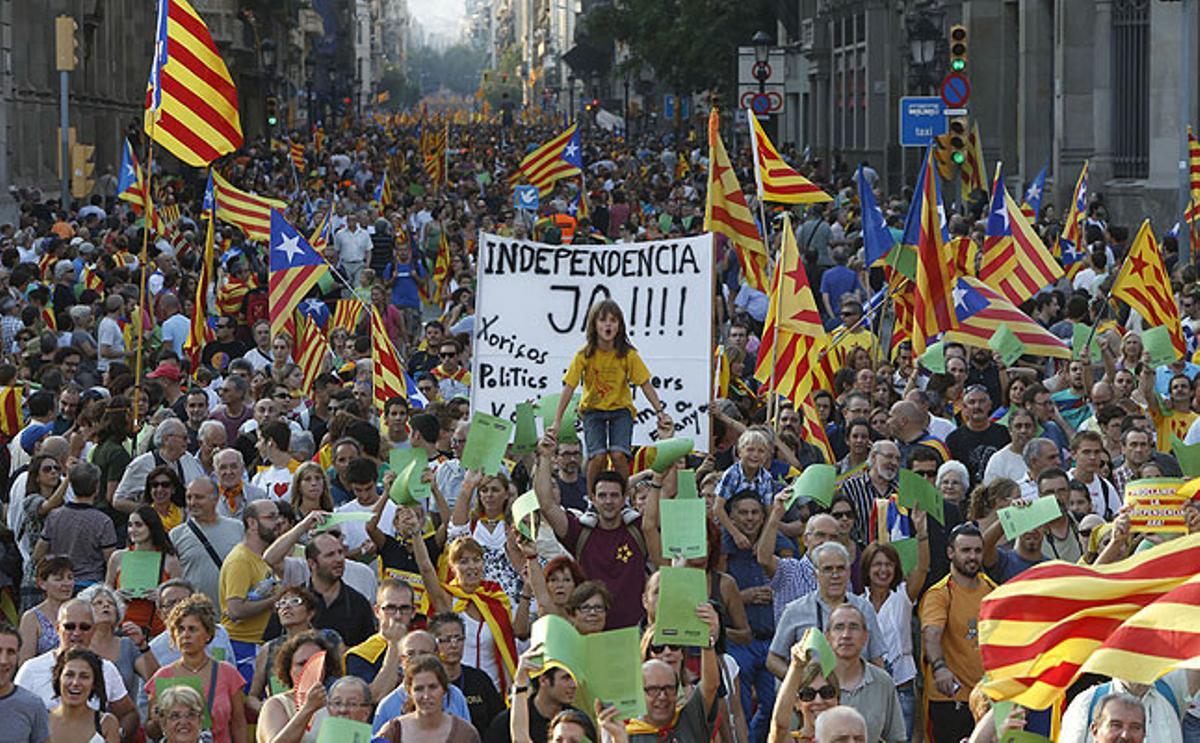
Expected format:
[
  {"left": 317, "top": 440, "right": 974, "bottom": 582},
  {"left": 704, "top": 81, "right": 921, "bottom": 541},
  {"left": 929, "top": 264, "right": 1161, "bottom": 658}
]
[
  {"left": 1058, "top": 161, "right": 1088, "bottom": 272},
  {"left": 269, "top": 210, "right": 329, "bottom": 336},
  {"left": 704, "top": 109, "right": 769, "bottom": 293},
  {"left": 746, "top": 111, "right": 831, "bottom": 204},
  {"left": 144, "top": 0, "right": 242, "bottom": 166},
  {"left": 1019, "top": 164, "right": 1047, "bottom": 221},
  {"left": 374, "top": 170, "right": 392, "bottom": 208},
  {"left": 946, "top": 276, "right": 1072, "bottom": 359},
  {"left": 979, "top": 162, "right": 1063, "bottom": 305},
  {"left": 512, "top": 124, "right": 582, "bottom": 196},
  {"left": 908, "top": 145, "right": 958, "bottom": 357},
  {"left": 371, "top": 306, "right": 408, "bottom": 415},
  {"left": 117, "top": 139, "right": 148, "bottom": 208},
  {"left": 1111, "top": 219, "right": 1187, "bottom": 357}
]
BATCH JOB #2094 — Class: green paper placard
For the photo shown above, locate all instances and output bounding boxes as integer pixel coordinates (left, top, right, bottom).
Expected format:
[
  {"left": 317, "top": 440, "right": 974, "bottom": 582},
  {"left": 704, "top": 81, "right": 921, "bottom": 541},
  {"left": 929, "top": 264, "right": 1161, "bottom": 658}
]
[
  {"left": 118, "top": 550, "right": 162, "bottom": 598},
  {"left": 660, "top": 499, "right": 708, "bottom": 559},
  {"left": 787, "top": 464, "right": 836, "bottom": 509},
  {"left": 155, "top": 676, "right": 211, "bottom": 728},
  {"left": 530, "top": 616, "right": 646, "bottom": 720},
  {"left": 653, "top": 566, "right": 709, "bottom": 646},
  {"left": 988, "top": 323, "right": 1026, "bottom": 366},
  {"left": 884, "top": 242, "right": 917, "bottom": 281},
  {"left": 891, "top": 537, "right": 918, "bottom": 577},
  {"left": 800, "top": 626, "right": 836, "bottom": 676},
  {"left": 919, "top": 340, "right": 946, "bottom": 373},
  {"left": 538, "top": 393, "right": 581, "bottom": 443},
  {"left": 461, "top": 412, "right": 515, "bottom": 475},
  {"left": 992, "top": 701, "right": 1015, "bottom": 736},
  {"left": 897, "top": 469, "right": 945, "bottom": 525},
  {"left": 676, "top": 470, "right": 698, "bottom": 499},
  {"left": 1000, "top": 733, "right": 1050, "bottom": 743},
  {"left": 1172, "top": 435, "right": 1200, "bottom": 478},
  {"left": 511, "top": 402, "right": 539, "bottom": 455},
  {"left": 1144, "top": 325, "right": 1179, "bottom": 367},
  {"left": 1072, "top": 323, "right": 1102, "bottom": 363},
  {"left": 512, "top": 490, "right": 540, "bottom": 540},
  {"left": 316, "top": 716, "right": 373, "bottom": 743},
  {"left": 388, "top": 447, "right": 430, "bottom": 505},
  {"left": 315, "top": 512, "right": 373, "bottom": 532},
  {"left": 651, "top": 438, "right": 694, "bottom": 473},
  {"left": 997, "top": 496, "right": 1062, "bottom": 541}
]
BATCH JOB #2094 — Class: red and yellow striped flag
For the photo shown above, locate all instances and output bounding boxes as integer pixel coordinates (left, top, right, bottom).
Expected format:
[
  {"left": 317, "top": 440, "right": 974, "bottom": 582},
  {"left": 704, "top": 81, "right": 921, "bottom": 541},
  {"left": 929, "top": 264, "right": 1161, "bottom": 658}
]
[
  {"left": 910, "top": 146, "right": 958, "bottom": 357},
  {"left": 980, "top": 533, "right": 1200, "bottom": 708},
  {"left": 183, "top": 209, "right": 215, "bottom": 371},
  {"left": 1187, "top": 127, "right": 1200, "bottom": 224},
  {"left": 329, "top": 299, "right": 364, "bottom": 336},
  {"left": 294, "top": 310, "right": 330, "bottom": 394},
  {"left": 747, "top": 113, "right": 831, "bottom": 204},
  {"left": 0, "top": 386, "right": 23, "bottom": 439},
  {"left": 289, "top": 140, "right": 305, "bottom": 173},
  {"left": 979, "top": 162, "right": 1064, "bottom": 305},
  {"left": 799, "top": 395, "right": 833, "bottom": 463},
  {"left": 510, "top": 124, "right": 580, "bottom": 196},
  {"left": 704, "top": 109, "right": 769, "bottom": 293},
  {"left": 959, "top": 122, "right": 987, "bottom": 201},
  {"left": 1111, "top": 220, "right": 1187, "bottom": 358},
  {"left": 370, "top": 307, "right": 407, "bottom": 415},
  {"left": 144, "top": 0, "right": 242, "bottom": 166},
  {"left": 211, "top": 171, "right": 286, "bottom": 243}
]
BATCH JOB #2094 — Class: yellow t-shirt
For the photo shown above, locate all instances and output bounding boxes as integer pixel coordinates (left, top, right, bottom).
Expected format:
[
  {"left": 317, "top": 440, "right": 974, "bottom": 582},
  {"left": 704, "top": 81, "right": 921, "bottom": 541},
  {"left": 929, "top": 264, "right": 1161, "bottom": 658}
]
[
  {"left": 829, "top": 325, "right": 878, "bottom": 366},
  {"left": 218, "top": 543, "right": 274, "bottom": 643},
  {"left": 1148, "top": 398, "right": 1198, "bottom": 453},
  {"left": 918, "top": 574, "right": 996, "bottom": 702},
  {"left": 564, "top": 346, "right": 651, "bottom": 413}
]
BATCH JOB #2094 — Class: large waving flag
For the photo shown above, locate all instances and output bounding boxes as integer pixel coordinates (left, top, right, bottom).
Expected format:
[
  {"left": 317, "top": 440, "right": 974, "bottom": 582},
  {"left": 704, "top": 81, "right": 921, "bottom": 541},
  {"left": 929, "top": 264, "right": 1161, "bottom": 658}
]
[
  {"left": 980, "top": 534, "right": 1200, "bottom": 708},
  {"left": 512, "top": 124, "right": 581, "bottom": 196},
  {"left": 753, "top": 213, "right": 832, "bottom": 404},
  {"left": 1019, "top": 164, "right": 1048, "bottom": 221},
  {"left": 858, "top": 165, "right": 894, "bottom": 266},
  {"left": 117, "top": 139, "right": 147, "bottom": 207},
  {"left": 946, "top": 277, "right": 1071, "bottom": 359},
  {"left": 269, "top": 211, "right": 329, "bottom": 336},
  {"left": 371, "top": 307, "right": 408, "bottom": 415},
  {"left": 298, "top": 297, "right": 330, "bottom": 330},
  {"left": 212, "top": 171, "right": 285, "bottom": 243},
  {"left": 1112, "top": 219, "right": 1187, "bottom": 357},
  {"left": 979, "top": 163, "right": 1064, "bottom": 305},
  {"left": 1058, "top": 161, "right": 1088, "bottom": 270},
  {"left": 704, "top": 109, "right": 769, "bottom": 293},
  {"left": 144, "top": 0, "right": 242, "bottom": 166},
  {"left": 746, "top": 113, "right": 830, "bottom": 204},
  {"left": 908, "top": 146, "right": 957, "bottom": 356}
]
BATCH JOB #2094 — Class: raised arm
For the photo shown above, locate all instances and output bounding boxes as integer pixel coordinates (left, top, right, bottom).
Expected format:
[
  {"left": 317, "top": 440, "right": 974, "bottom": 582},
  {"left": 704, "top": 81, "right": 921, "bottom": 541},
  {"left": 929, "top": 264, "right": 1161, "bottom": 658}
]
[
  {"left": 641, "top": 470, "right": 665, "bottom": 567},
  {"left": 409, "top": 517, "right": 453, "bottom": 612},
  {"left": 263, "top": 509, "right": 328, "bottom": 574},
  {"left": 696, "top": 602, "right": 722, "bottom": 718},
  {"left": 756, "top": 493, "right": 787, "bottom": 578},
  {"left": 451, "top": 469, "right": 482, "bottom": 527},
  {"left": 533, "top": 433, "right": 569, "bottom": 538},
  {"left": 905, "top": 508, "right": 931, "bottom": 603},
  {"left": 364, "top": 491, "right": 391, "bottom": 550},
  {"left": 769, "top": 644, "right": 808, "bottom": 743}
]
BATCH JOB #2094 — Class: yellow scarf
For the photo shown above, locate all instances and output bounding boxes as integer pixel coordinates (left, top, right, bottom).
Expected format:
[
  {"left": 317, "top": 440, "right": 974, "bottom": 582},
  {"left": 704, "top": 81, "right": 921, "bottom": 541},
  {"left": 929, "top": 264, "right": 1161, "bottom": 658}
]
[
  {"left": 443, "top": 580, "right": 517, "bottom": 692},
  {"left": 625, "top": 707, "right": 683, "bottom": 737}
]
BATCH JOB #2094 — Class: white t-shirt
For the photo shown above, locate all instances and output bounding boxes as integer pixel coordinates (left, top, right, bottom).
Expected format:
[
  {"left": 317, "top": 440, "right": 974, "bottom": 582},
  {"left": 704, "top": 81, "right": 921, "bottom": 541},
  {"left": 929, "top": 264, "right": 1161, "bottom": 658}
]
[
  {"left": 251, "top": 463, "right": 295, "bottom": 502},
  {"left": 96, "top": 316, "right": 124, "bottom": 372},
  {"left": 983, "top": 446, "right": 1028, "bottom": 484},
  {"left": 14, "top": 649, "right": 129, "bottom": 711},
  {"left": 1067, "top": 468, "right": 1121, "bottom": 518},
  {"left": 334, "top": 498, "right": 396, "bottom": 550}
]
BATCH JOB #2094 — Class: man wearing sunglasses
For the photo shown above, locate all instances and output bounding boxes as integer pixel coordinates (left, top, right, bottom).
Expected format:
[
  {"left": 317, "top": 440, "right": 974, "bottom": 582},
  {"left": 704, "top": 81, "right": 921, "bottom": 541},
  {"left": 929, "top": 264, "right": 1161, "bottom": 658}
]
[{"left": 825, "top": 604, "right": 906, "bottom": 742}]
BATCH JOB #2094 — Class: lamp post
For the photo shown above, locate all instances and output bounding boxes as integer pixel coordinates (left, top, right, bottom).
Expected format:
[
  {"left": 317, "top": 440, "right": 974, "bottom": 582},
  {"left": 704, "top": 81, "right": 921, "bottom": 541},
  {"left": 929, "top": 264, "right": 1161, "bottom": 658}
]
[{"left": 567, "top": 73, "right": 576, "bottom": 124}]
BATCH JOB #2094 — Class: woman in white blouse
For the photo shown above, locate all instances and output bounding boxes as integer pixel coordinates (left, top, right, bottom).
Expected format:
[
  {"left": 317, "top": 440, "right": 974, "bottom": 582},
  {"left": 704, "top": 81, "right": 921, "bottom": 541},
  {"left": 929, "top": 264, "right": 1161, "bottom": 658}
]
[{"left": 446, "top": 470, "right": 524, "bottom": 605}]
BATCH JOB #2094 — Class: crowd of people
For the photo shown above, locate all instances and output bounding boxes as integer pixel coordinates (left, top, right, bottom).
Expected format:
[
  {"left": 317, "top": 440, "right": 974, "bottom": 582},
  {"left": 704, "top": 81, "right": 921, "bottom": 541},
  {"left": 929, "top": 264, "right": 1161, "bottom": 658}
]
[{"left": 0, "top": 109, "right": 1184, "bottom": 743}]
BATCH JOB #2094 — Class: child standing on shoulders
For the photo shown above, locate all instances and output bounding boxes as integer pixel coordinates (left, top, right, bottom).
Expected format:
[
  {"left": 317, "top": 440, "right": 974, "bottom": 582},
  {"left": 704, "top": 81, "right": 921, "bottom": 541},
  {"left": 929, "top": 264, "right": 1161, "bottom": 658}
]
[{"left": 549, "top": 299, "right": 672, "bottom": 491}]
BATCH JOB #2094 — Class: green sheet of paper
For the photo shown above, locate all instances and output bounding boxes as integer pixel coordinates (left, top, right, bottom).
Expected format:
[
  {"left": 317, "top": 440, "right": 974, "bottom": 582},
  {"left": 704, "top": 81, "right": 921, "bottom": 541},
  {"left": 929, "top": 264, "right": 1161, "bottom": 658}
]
[
  {"left": 315, "top": 512, "right": 373, "bottom": 532},
  {"left": 1072, "top": 323, "right": 1102, "bottom": 363},
  {"left": 891, "top": 537, "right": 918, "bottom": 577},
  {"left": 787, "top": 464, "right": 836, "bottom": 509},
  {"left": 512, "top": 490, "right": 540, "bottom": 540},
  {"left": 676, "top": 470, "right": 698, "bottom": 499},
  {"left": 1000, "top": 732, "right": 1050, "bottom": 743},
  {"left": 988, "top": 323, "right": 1026, "bottom": 366},
  {"left": 118, "top": 550, "right": 161, "bottom": 597},
  {"left": 531, "top": 615, "right": 588, "bottom": 681},
  {"left": 800, "top": 626, "right": 836, "bottom": 676},
  {"left": 511, "top": 402, "right": 539, "bottom": 455},
  {"left": 898, "top": 469, "right": 945, "bottom": 525},
  {"left": 315, "top": 716, "right": 373, "bottom": 743},
  {"left": 461, "top": 412, "right": 515, "bottom": 475},
  {"left": 538, "top": 393, "right": 581, "bottom": 443},
  {"left": 1172, "top": 435, "right": 1200, "bottom": 477},
  {"left": 388, "top": 447, "right": 430, "bottom": 505},
  {"left": 884, "top": 242, "right": 917, "bottom": 281},
  {"left": 653, "top": 566, "right": 709, "bottom": 646},
  {"left": 658, "top": 213, "right": 674, "bottom": 233},
  {"left": 660, "top": 498, "right": 708, "bottom": 559},
  {"left": 1144, "top": 325, "right": 1179, "bottom": 367},
  {"left": 651, "top": 438, "right": 693, "bottom": 473},
  {"left": 919, "top": 340, "right": 945, "bottom": 373},
  {"left": 992, "top": 701, "right": 1015, "bottom": 736},
  {"left": 155, "top": 676, "right": 211, "bottom": 728},
  {"left": 997, "top": 496, "right": 1062, "bottom": 541},
  {"left": 530, "top": 616, "right": 646, "bottom": 719}
]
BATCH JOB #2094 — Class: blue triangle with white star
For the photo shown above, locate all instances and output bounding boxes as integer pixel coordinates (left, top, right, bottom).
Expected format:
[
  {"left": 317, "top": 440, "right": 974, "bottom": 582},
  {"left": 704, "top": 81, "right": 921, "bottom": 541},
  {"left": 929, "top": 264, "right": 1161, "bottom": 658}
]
[{"left": 270, "top": 210, "right": 324, "bottom": 272}]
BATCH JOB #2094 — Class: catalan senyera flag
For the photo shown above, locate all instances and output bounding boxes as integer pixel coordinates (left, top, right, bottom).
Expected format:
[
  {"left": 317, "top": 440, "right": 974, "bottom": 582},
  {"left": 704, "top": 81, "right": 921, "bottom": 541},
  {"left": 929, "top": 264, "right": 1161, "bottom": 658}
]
[
  {"left": 1111, "top": 219, "right": 1187, "bottom": 358},
  {"left": 512, "top": 124, "right": 582, "bottom": 196},
  {"left": 268, "top": 210, "right": 329, "bottom": 336},
  {"left": 0, "top": 386, "right": 23, "bottom": 439},
  {"left": 329, "top": 299, "right": 364, "bottom": 336},
  {"left": 746, "top": 112, "right": 831, "bottom": 204},
  {"left": 144, "top": 0, "right": 242, "bottom": 166},
  {"left": 980, "top": 534, "right": 1200, "bottom": 708},
  {"left": 947, "top": 277, "right": 1072, "bottom": 359},
  {"left": 294, "top": 310, "right": 330, "bottom": 394},
  {"left": 979, "top": 163, "right": 1064, "bottom": 305},
  {"left": 288, "top": 140, "right": 305, "bottom": 174},
  {"left": 754, "top": 213, "right": 832, "bottom": 405},
  {"left": 211, "top": 171, "right": 286, "bottom": 243},
  {"left": 1058, "top": 161, "right": 1089, "bottom": 269},
  {"left": 704, "top": 109, "right": 769, "bottom": 293},
  {"left": 371, "top": 306, "right": 408, "bottom": 415},
  {"left": 423, "top": 123, "right": 448, "bottom": 190},
  {"left": 431, "top": 228, "right": 452, "bottom": 304},
  {"left": 183, "top": 188, "right": 215, "bottom": 371},
  {"left": 908, "top": 146, "right": 957, "bottom": 357},
  {"left": 799, "top": 395, "right": 834, "bottom": 463},
  {"left": 959, "top": 121, "right": 987, "bottom": 201}
]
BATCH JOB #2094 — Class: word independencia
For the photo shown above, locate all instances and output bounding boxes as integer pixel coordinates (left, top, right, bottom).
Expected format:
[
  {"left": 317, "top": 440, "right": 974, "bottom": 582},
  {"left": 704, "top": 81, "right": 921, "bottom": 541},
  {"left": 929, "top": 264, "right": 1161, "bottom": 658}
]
[{"left": 481, "top": 238, "right": 703, "bottom": 278}]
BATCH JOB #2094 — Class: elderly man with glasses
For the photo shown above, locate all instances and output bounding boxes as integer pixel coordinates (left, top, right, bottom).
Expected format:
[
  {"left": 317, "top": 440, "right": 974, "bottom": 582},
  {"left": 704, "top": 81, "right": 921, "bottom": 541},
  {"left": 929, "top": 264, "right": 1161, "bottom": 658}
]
[{"left": 112, "top": 418, "right": 205, "bottom": 514}]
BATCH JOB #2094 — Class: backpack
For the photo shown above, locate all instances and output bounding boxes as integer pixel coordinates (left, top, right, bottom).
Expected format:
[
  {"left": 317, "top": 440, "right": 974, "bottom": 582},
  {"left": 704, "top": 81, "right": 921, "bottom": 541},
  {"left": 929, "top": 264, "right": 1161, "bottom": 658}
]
[{"left": 1085, "top": 679, "right": 1181, "bottom": 724}]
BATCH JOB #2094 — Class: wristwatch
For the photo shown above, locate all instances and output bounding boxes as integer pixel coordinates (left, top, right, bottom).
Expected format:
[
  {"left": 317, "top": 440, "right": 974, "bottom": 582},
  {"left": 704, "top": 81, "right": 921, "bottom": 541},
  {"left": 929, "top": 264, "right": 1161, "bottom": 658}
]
[{"left": 511, "top": 684, "right": 530, "bottom": 695}]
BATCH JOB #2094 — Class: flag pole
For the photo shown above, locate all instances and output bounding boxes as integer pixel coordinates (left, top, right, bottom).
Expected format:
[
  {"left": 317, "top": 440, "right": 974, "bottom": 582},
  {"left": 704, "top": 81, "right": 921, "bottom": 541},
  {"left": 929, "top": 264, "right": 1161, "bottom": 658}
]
[
  {"left": 132, "top": 123, "right": 155, "bottom": 427},
  {"left": 766, "top": 213, "right": 783, "bottom": 430}
]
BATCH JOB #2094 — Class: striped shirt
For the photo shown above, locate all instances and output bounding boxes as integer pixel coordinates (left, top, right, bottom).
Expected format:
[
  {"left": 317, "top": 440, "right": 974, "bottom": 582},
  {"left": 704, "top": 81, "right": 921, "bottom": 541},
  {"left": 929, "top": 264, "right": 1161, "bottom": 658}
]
[{"left": 839, "top": 471, "right": 896, "bottom": 545}]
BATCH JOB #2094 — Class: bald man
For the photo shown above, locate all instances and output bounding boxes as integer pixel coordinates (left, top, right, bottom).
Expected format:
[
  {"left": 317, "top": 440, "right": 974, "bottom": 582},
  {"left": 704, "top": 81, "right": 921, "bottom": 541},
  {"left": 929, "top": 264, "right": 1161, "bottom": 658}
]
[{"left": 815, "top": 705, "right": 868, "bottom": 743}]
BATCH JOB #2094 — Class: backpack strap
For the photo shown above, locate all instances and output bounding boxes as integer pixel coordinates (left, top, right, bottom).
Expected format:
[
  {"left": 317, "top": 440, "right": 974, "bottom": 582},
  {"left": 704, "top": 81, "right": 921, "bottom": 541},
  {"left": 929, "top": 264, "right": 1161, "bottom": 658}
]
[{"left": 1086, "top": 682, "right": 1113, "bottom": 724}]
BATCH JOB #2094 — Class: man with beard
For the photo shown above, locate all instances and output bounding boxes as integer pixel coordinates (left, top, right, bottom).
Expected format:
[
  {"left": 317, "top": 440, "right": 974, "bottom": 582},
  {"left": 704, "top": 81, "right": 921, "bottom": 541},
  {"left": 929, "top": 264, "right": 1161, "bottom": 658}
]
[
  {"left": 839, "top": 440, "right": 901, "bottom": 545},
  {"left": 947, "top": 385, "right": 1010, "bottom": 487},
  {"left": 0, "top": 623, "right": 49, "bottom": 742},
  {"left": 303, "top": 530, "right": 375, "bottom": 647},
  {"left": 919, "top": 523, "right": 996, "bottom": 743},
  {"left": 218, "top": 499, "right": 284, "bottom": 684}
]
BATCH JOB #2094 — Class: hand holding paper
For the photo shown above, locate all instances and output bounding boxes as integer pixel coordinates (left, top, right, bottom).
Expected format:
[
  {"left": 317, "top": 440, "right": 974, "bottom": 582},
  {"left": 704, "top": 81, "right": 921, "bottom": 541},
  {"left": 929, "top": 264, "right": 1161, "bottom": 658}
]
[
  {"left": 898, "top": 469, "right": 945, "bottom": 525},
  {"left": 996, "top": 497, "right": 1061, "bottom": 541}
]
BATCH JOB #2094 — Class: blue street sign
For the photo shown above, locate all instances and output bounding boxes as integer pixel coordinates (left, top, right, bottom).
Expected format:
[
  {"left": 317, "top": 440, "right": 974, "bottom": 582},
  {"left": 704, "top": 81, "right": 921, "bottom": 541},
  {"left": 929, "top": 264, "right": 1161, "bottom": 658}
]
[
  {"left": 664, "top": 94, "right": 675, "bottom": 120},
  {"left": 513, "top": 185, "right": 539, "bottom": 212},
  {"left": 899, "top": 96, "right": 947, "bottom": 147}
]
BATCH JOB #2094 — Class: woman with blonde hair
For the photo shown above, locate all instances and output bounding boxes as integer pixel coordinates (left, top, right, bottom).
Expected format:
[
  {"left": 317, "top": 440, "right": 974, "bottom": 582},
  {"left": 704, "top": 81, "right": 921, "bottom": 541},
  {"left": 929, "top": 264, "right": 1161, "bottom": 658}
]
[
  {"left": 769, "top": 646, "right": 841, "bottom": 743},
  {"left": 289, "top": 461, "right": 334, "bottom": 518},
  {"left": 447, "top": 469, "right": 523, "bottom": 602},
  {"left": 156, "top": 684, "right": 206, "bottom": 743}
]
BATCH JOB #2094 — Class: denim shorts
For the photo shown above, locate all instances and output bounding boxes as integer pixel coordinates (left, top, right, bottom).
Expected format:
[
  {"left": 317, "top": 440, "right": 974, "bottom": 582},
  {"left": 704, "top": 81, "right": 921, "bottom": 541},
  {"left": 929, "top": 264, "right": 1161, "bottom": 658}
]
[{"left": 581, "top": 408, "right": 633, "bottom": 457}]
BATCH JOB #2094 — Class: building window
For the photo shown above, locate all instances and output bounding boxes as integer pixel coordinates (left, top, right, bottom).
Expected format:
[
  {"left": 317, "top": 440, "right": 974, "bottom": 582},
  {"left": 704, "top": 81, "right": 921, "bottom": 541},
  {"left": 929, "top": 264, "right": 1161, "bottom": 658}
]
[
  {"left": 830, "top": 12, "right": 867, "bottom": 151},
  {"left": 1112, "top": 0, "right": 1149, "bottom": 179}
]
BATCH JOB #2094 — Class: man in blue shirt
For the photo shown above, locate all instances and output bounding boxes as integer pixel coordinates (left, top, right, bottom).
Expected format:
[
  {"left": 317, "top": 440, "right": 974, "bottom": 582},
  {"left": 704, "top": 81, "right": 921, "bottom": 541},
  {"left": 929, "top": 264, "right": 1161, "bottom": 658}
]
[
  {"left": 383, "top": 237, "right": 427, "bottom": 355},
  {"left": 819, "top": 247, "right": 864, "bottom": 327},
  {"left": 372, "top": 631, "right": 472, "bottom": 732}
]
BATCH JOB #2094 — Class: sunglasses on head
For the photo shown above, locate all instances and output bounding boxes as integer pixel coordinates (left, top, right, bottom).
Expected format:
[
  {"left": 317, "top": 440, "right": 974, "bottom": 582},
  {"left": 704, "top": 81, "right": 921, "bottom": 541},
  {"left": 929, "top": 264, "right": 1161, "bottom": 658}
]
[{"left": 798, "top": 684, "right": 837, "bottom": 702}]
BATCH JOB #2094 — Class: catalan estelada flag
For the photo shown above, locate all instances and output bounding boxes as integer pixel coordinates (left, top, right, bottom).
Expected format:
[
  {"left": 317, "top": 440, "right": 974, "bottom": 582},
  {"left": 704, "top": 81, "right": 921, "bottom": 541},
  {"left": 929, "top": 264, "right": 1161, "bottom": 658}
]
[
  {"left": 746, "top": 112, "right": 831, "bottom": 204},
  {"left": 1020, "top": 164, "right": 1047, "bottom": 222},
  {"left": 144, "top": 0, "right": 242, "bottom": 166},
  {"left": 980, "top": 534, "right": 1200, "bottom": 708},
  {"left": 1058, "top": 161, "right": 1089, "bottom": 271},
  {"left": 754, "top": 213, "right": 832, "bottom": 405},
  {"left": 947, "top": 276, "right": 1071, "bottom": 359},
  {"left": 370, "top": 307, "right": 408, "bottom": 415},
  {"left": 704, "top": 109, "right": 769, "bottom": 293},
  {"left": 979, "top": 162, "right": 1063, "bottom": 305},
  {"left": 374, "top": 170, "right": 392, "bottom": 208},
  {"left": 512, "top": 124, "right": 582, "bottom": 196},
  {"left": 959, "top": 121, "right": 987, "bottom": 201},
  {"left": 117, "top": 139, "right": 147, "bottom": 208},
  {"left": 211, "top": 171, "right": 285, "bottom": 243},
  {"left": 269, "top": 211, "right": 328, "bottom": 337},
  {"left": 1111, "top": 219, "right": 1187, "bottom": 358},
  {"left": 908, "top": 146, "right": 957, "bottom": 357}
]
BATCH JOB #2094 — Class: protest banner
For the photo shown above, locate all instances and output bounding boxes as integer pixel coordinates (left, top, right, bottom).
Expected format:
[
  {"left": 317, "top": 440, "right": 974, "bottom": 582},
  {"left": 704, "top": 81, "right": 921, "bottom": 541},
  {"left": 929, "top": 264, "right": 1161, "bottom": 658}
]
[
  {"left": 1124, "top": 478, "right": 1189, "bottom": 533},
  {"left": 472, "top": 233, "right": 713, "bottom": 447}
]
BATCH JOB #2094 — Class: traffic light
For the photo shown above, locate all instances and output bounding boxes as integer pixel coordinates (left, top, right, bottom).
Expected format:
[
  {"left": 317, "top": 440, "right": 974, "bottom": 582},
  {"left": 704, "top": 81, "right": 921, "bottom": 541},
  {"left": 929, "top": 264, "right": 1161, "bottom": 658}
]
[
  {"left": 55, "top": 15, "right": 78, "bottom": 72},
  {"left": 949, "top": 24, "right": 968, "bottom": 72},
  {"left": 947, "top": 115, "right": 969, "bottom": 165},
  {"left": 70, "top": 143, "right": 94, "bottom": 198},
  {"left": 265, "top": 96, "right": 279, "bottom": 127}
]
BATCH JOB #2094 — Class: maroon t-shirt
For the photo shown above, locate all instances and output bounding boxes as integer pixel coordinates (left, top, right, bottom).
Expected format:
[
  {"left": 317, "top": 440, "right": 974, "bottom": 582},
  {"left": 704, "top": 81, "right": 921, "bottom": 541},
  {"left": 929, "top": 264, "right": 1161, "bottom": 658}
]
[{"left": 564, "top": 511, "right": 647, "bottom": 629}]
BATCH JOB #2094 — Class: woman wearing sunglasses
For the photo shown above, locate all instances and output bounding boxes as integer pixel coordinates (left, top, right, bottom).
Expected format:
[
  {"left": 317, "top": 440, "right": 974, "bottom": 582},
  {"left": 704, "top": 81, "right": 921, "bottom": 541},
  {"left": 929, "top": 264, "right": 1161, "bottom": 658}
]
[
  {"left": 769, "top": 644, "right": 840, "bottom": 743},
  {"left": 247, "top": 586, "right": 342, "bottom": 714}
]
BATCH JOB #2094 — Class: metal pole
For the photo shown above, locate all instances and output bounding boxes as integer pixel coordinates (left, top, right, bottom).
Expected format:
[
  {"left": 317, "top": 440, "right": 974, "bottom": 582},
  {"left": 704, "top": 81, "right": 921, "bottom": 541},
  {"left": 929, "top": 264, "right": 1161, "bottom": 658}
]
[
  {"left": 59, "top": 70, "right": 69, "bottom": 206},
  {"left": 1181, "top": 0, "right": 1196, "bottom": 263}
]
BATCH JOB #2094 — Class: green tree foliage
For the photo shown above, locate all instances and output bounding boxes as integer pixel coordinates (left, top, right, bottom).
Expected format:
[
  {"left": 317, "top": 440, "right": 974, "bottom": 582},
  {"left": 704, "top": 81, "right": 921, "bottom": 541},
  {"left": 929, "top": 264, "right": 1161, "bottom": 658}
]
[{"left": 404, "top": 44, "right": 487, "bottom": 99}]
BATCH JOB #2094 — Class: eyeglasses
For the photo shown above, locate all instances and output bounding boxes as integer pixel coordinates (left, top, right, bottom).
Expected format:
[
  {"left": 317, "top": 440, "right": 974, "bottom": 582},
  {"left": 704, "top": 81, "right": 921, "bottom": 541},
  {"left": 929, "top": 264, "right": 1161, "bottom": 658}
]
[
  {"left": 166, "top": 710, "right": 202, "bottom": 723},
  {"left": 648, "top": 643, "right": 682, "bottom": 654},
  {"left": 273, "top": 392, "right": 291, "bottom": 400},
  {"left": 576, "top": 603, "right": 607, "bottom": 615},
  {"left": 831, "top": 511, "right": 854, "bottom": 521},
  {"left": 911, "top": 469, "right": 938, "bottom": 480},
  {"left": 380, "top": 603, "right": 414, "bottom": 615},
  {"left": 275, "top": 596, "right": 305, "bottom": 610},
  {"left": 644, "top": 684, "right": 676, "bottom": 698},
  {"left": 798, "top": 684, "right": 837, "bottom": 702},
  {"left": 435, "top": 634, "right": 465, "bottom": 645},
  {"left": 439, "top": 352, "right": 457, "bottom": 358},
  {"left": 950, "top": 522, "right": 983, "bottom": 539},
  {"left": 40, "top": 464, "right": 61, "bottom": 473},
  {"left": 61, "top": 622, "right": 93, "bottom": 632},
  {"left": 327, "top": 699, "right": 369, "bottom": 711}
]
